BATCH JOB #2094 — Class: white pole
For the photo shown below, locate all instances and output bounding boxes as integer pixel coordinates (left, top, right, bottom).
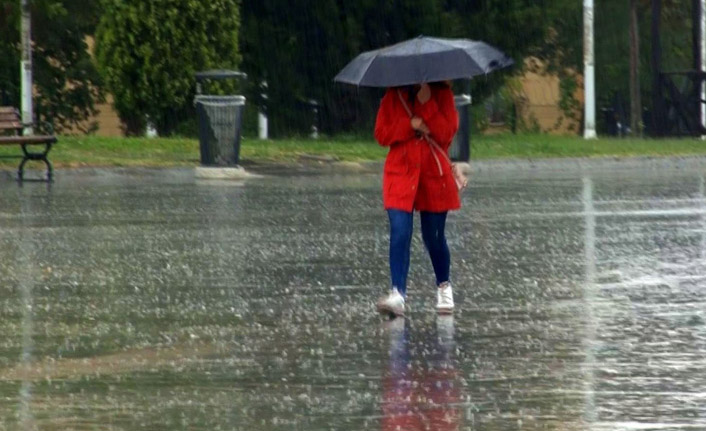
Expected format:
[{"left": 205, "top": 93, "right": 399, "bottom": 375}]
[
  {"left": 584, "top": 0, "right": 597, "bottom": 139},
  {"left": 699, "top": 0, "right": 706, "bottom": 140},
  {"left": 258, "top": 111, "right": 268, "bottom": 140},
  {"left": 20, "top": 0, "right": 33, "bottom": 135},
  {"left": 145, "top": 120, "right": 158, "bottom": 138},
  {"left": 310, "top": 102, "right": 319, "bottom": 140},
  {"left": 258, "top": 80, "right": 268, "bottom": 140}
]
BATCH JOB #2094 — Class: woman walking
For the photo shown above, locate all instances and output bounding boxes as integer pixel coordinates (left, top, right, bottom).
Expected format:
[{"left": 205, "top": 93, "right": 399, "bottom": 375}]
[{"left": 374, "top": 81, "right": 460, "bottom": 317}]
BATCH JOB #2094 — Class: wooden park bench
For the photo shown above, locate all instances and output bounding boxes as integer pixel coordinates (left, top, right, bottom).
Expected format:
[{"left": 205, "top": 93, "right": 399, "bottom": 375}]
[{"left": 0, "top": 106, "right": 57, "bottom": 181}]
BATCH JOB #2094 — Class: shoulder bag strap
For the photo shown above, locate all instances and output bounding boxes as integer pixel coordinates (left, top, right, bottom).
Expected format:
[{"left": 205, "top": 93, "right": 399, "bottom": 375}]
[{"left": 396, "top": 89, "right": 448, "bottom": 176}]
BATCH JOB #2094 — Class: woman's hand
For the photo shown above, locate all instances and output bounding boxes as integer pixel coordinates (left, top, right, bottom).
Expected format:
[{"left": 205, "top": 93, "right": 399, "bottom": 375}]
[
  {"left": 416, "top": 83, "right": 431, "bottom": 104},
  {"left": 411, "top": 116, "right": 430, "bottom": 135}
]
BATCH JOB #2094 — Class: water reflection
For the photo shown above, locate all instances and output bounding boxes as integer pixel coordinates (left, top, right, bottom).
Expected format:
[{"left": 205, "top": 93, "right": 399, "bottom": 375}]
[
  {"left": 697, "top": 175, "right": 706, "bottom": 259},
  {"left": 381, "top": 317, "right": 462, "bottom": 431},
  {"left": 582, "top": 176, "right": 597, "bottom": 427},
  {"left": 17, "top": 255, "right": 35, "bottom": 430},
  {"left": 16, "top": 186, "right": 37, "bottom": 430}
]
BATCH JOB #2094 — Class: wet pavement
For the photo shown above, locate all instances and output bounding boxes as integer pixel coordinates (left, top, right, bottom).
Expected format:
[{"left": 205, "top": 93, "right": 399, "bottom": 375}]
[{"left": 1, "top": 162, "right": 705, "bottom": 430}]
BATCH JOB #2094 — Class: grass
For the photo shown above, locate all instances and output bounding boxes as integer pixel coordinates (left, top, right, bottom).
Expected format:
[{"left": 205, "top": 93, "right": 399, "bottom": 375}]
[
  {"left": 0, "top": 136, "right": 198, "bottom": 168},
  {"left": 240, "top": 136, "right": 387, "bottom": 162},
  {"left": 470, "top": 134, "right": 706, "bottom": 159},
  {"left": 1, "top": 133, "right": 706, "bottom": 169}
]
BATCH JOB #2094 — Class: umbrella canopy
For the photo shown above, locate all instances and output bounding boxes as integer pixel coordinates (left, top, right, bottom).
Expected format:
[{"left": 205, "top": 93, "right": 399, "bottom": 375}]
[{"left": 334, "top": 36, "right": 514, "bottom": 87}]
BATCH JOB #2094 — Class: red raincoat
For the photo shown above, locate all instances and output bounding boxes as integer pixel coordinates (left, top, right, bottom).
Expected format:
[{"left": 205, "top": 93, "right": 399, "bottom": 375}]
[{"left": 374, "top": 85, "right": 460, "bottom": 213}]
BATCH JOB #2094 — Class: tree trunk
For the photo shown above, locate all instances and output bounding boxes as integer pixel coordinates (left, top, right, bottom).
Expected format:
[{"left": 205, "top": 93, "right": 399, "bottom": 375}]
[
  {"left": 651, "top": 0, "right": 663, "bottom": 136},
  {"left": 693, "top": 0, "right": 705, "bottom": 135},
  {"left": 122, "top": 115, "right": 145, "bottom": 137},
  {"left": 629, "top": 0, "right": 642, "bottom": 136}
]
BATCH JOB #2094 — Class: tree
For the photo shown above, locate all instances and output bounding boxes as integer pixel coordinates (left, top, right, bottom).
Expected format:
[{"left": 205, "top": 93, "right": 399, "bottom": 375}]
[
  {"left": 241, "top": 0, "right": 568, "bottom": 137},
  {"left": 95, "top": 0, "right": 241, "bottom": 136},
  {"left": 0, "top": 0, "right": 102, "bottom": 133},
  {"left": 538, "top": 0, "right": 694, "bottom": 135}
]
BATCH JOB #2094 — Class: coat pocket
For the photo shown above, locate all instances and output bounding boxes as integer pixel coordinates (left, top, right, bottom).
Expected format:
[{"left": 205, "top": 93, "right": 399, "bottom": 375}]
[
  {"left": 384, "top": 146, "right": 408, "bottom": 174},
  {"left": 385, "top": 172, "right": 416, "bottom": 203}
]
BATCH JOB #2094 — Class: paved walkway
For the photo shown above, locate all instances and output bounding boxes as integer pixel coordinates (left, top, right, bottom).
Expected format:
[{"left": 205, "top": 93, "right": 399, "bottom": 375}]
[{"left": 1, "top": 161, "right": 705, "bottom": 430}]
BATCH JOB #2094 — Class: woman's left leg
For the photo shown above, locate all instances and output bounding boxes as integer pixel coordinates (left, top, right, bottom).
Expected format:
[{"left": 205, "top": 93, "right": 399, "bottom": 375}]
[{"left": 420, "top": 211, "right": 450, "bottom": 285}]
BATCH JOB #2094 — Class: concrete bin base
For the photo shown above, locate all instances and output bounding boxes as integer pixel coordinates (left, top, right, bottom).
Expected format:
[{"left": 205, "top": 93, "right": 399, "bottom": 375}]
[{"left": 194, "top": 166, "right": 255, "bottom": 180}]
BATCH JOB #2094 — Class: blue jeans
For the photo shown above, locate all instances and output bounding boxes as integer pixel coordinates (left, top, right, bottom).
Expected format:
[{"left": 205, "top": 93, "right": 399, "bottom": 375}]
[{"left": 388, "top": 209, "right": 450, "bottom": 296}]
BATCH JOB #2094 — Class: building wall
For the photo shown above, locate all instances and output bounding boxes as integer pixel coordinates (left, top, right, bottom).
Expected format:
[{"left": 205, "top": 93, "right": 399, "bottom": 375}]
[
  {"left": 88, "top": 95, "right": 123, "bottom": 136},
  {"left": 517, "top": 63, "right": 583, "bottom": 135},
  {"left": 65, "top": 37, "right": 124, "bottom": 137}
]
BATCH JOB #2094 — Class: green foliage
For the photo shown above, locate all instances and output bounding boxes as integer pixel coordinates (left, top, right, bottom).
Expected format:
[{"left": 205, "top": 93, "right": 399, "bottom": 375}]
[
  {"left": 4, "top": 0, "right": 695, "bottom": 139},
  {"left": 240, "top": 0, "right": 566, "bottom": 137},
  {"left": 444, "top": 0, "right": 564, "bottom": 101},
  {"left": 95, "top": 0, "right": 241, "bottom": 136},
  {"left": 0, "top": 0, "right": 102, "bottom": 132},
  {"left": 556, "top": 74, "right": 581, "bottom": 133},
  {"left": 536, "top": 0, "right": 695, "bottom": 135}
]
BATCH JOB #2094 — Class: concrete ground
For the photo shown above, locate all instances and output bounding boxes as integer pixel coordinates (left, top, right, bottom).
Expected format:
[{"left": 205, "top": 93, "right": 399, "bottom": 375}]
[{"left": 1, "top": 158, "right": 705, "bottom": 430}]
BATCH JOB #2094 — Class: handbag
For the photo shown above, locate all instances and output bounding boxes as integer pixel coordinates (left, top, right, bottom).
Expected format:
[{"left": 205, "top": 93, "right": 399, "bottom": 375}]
[{"left": 396, "top": 90, "right": 468, "bottom": 193}]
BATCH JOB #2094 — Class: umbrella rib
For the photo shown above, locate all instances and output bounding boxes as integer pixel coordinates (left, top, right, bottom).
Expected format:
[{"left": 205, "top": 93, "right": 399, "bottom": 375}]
[{"left": 353, "top": 53, "right": 380, "bottom": 82}]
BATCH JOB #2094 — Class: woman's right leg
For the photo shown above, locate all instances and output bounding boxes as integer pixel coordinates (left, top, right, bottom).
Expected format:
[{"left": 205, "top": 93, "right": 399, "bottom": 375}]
[
  {"left": 420, "top": 211, "right": 450, "bottom": 286},
  {"left": 388, "top": 209, "right": 414, "bottom": 296}
]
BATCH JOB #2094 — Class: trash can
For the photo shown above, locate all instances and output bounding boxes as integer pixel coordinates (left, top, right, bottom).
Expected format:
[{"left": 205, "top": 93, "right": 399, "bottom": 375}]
[
  {"left": 194, "top": 70, "right": 247, "bottom": 166},
  {"left": 449, "top": 94, "right": 471, "bottom": 162}
]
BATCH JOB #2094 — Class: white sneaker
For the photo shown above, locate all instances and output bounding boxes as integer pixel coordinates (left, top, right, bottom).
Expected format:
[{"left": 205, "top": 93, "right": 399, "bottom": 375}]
[
  {"left": 377, "top": 288, "right": 405, "bottom": 317},
  {"left": 436, "top": 282, "right": 454, "bottom": 314}
]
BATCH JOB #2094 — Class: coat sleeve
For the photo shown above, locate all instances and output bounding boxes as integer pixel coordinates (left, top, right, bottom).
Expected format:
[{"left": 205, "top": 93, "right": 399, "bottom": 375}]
[
  {"left": 415, "top": 87, "right": 459, "bottom": 149},
  {"left": 374, "top": 90, "right": 416, "bottom": 147}
]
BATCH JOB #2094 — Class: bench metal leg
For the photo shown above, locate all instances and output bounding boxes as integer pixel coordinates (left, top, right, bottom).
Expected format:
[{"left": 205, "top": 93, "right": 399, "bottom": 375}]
[
  {"left": 17, "top": 157, "right": 27, "bottom": 181},
  {"left": 45, "top": 158, "right": 53, "bottom": 182},
  {"left": 18, "top": 143, "right": 54, "bottom": 182}
]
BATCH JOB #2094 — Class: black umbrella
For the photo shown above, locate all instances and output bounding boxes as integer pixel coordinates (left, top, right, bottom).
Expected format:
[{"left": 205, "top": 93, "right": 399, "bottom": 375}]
[{"left": 334, "top": 35, "right": 514, "bottom": 87}]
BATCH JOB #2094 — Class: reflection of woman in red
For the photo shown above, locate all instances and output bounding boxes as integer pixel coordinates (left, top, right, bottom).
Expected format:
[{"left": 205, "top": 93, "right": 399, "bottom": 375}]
[{"left": 381, "top": 316, "right": 462, "bottom": 431}]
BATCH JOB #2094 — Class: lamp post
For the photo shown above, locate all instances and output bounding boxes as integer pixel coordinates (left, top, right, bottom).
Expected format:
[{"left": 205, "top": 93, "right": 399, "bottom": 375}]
[
  {"left": 20, "top": 0, "right": 33, "bottom": 135},
  {"left": 584, "top": 0, "right": 597, "bottom": 139},
  {"left": 697, "top": 0, "right": 706, "bottom": 139}
]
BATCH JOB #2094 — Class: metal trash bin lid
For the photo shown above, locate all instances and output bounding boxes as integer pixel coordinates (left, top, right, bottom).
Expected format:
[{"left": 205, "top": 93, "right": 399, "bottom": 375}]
[{"left": 194, "top": 95, "right": 246, "bottom": 106}]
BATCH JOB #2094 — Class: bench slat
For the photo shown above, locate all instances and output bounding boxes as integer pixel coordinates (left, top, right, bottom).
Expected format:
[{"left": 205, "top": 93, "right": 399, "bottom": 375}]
[
  {"left": 0, "top": 121, "right": 22, "bottom": 130},
  {"left": 0, "top": 135, "right": 57, "bottom": 145},
  {"left": 0, "top": 107, "right": 21, "bottom": 126}
]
